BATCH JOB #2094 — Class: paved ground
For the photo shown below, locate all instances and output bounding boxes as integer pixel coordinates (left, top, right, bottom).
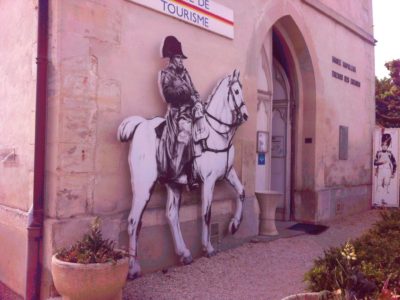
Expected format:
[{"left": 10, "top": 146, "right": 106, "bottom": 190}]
[
  {"left": 123, "top": 209, "right": 382, "bottom": 300},
  {"left": 0, "top": 281, "right": 23, "bottom": 300}
]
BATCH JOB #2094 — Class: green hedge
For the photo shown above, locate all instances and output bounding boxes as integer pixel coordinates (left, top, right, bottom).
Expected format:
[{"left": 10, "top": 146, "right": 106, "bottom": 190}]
[{"left": 304, "top": 209, "right": 400, "bottom": 298}]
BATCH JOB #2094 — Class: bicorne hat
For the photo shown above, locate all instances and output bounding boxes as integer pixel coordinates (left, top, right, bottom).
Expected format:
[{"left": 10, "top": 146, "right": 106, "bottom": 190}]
[
  {"left": 161, "top": 36, "right": 187, "bottom": 59},
  {"left": 382, "top": 133, "right": 392, "bottom": 146}
]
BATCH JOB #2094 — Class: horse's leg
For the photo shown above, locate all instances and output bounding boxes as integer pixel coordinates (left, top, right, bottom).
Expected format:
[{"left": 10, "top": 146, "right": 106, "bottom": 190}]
[
  {"left": 127, "top": 184, "right": 154, "bottom": 280},
  {"left": 165, "top": 184, "right": 193, "bottom": 265},
  {"left": 226, "top": 168, "right": 245, "bottom": 234},
  {"left": 201, "top": 178, "right": 216, "bottom": 256},
  {"left": 127, "top": 128, "right": 158, "bottom": 279}
]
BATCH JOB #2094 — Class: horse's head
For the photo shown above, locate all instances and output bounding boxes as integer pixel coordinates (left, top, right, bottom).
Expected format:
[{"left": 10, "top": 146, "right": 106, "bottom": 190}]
[{"left": 227, "top": 69, "right": 248, "bottom": 125}]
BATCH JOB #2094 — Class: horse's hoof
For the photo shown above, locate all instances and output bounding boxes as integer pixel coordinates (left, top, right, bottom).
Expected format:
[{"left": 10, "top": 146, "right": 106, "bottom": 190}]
[
  {"left": 181, "top": 254, "right": 193, "bottom": 265},
  {"left": 128, "top": 260, "right": 141, "bottom": 280},
  {"left": 229, "top": 219, "right": 240, "bottom": 235},
  {"left": 127, "top": 272, "right": 140, "bottom": 281},
  {"left": 205, "top": 250, "right": 217, "bottom": 258}
]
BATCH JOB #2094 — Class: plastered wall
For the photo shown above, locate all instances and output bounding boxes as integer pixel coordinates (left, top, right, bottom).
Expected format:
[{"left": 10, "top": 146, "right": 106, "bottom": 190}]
[
  {"left": 0, "top": 0, "right": 38, "bottom": 297},
  {"left": 0, "top": 0, "right": 37, "bottom": 211}
]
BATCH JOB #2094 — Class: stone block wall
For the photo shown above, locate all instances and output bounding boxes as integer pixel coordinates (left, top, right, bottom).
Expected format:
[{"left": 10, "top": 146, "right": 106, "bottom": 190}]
[
  {"left": 42, "top": 0, "right": 258, "bottom": 297},
  {"left": 40, "top": 0, "right": 374, "bottom": 297}
]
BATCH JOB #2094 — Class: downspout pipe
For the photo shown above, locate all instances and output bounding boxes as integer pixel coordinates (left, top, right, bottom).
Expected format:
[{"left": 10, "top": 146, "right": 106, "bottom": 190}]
[{"left": 26, "top": 0, "right": 49, "bottom": 299}]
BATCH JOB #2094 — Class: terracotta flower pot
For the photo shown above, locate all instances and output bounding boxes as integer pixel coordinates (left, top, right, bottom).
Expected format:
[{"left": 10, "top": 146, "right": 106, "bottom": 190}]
[
  {"left": 51, "top": 254, "right": 129, "bottom": 300},
  {"left": 281, "top": 292, "right": 321, "bottom": 300}
]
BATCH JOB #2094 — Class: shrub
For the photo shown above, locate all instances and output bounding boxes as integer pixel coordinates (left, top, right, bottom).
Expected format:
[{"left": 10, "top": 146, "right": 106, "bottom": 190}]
[
  {"left": 305, "top": 209, "right": 400, "bottom": 299},
  {"left": 56, "top": 217, "right": 127, "bottom": 264}
]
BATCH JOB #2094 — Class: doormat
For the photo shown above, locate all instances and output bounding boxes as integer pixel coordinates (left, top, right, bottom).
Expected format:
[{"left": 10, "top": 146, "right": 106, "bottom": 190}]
[{"left": 288, "top": 223, "right": 329, "bottom": 235}]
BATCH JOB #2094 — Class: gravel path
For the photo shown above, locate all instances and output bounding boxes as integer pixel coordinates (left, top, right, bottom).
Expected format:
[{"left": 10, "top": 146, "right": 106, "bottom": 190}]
[{"left": 123, "top": 209, "right": 382, "bottom": 300}]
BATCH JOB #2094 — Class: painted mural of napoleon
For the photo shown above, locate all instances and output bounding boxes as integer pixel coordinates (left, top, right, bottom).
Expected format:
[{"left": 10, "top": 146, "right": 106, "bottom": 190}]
[
  {"left": 374, "top": 133, "right": 397, "bottom": 195},
  {"left": 157, "top": 35, "right": 207, "bottom": 189}
]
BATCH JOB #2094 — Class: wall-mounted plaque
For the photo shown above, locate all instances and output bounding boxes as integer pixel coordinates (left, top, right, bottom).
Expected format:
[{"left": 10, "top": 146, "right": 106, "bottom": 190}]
[
  {"left": 339, "top": 126, "right": 348, "bottom": 160},
  {"left": 257, "top": 153, "right": 266, "bottom": 165},
  {"left": 271, "top": 136, "right": 285, "bottom": 157},
  {"left": 257, "top": 131, "right": 268, "bottom": 153}
]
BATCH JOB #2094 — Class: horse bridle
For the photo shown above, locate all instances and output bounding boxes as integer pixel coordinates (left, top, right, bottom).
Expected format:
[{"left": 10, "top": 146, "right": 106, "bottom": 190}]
[
  {"left": 204, "top": 77, "right": 245, "bottom": 133},
  {"left": 195, "top": 77, "right": 246, "bottom": 178},
  {"left": 198, "top": 78, "right": 245, "bottom": 177}
]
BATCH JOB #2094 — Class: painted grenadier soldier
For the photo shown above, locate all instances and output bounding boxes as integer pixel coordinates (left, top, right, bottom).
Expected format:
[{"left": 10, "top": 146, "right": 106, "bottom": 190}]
[
  {"left": 374, "top": 133, "right": 397, "bottom": 194},
  {"left": 157, "top": 36, "right": 206, "bottom": 188}
]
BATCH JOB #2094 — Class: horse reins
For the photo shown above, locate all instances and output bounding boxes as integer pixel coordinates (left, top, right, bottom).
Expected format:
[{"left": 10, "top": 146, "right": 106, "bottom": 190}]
[
  {"left": 204, "top": 78, "right": 244, "bottom": 132},
  {"left": 199, "top": 77, "right": 245, "bottom": 177}
]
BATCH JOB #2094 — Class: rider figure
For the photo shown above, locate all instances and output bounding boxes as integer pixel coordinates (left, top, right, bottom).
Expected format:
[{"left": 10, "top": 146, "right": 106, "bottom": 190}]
[
  {"left": 158, "top": 36, "right": 206, "bottom": 189},
  {"left": 374, "top": 133, "right": 397, "bottom": 196}
]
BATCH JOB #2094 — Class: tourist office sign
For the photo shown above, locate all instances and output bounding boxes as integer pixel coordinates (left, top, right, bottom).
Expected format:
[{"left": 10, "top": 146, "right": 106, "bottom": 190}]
[{"left": 126, "top": 0, "right": 234, "bottom": 39}]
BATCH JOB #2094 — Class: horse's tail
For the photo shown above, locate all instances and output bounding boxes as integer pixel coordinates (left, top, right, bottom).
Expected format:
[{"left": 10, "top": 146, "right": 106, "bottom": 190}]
[{"left": 117, "top": 116, "right": 145, "bottom": 142}]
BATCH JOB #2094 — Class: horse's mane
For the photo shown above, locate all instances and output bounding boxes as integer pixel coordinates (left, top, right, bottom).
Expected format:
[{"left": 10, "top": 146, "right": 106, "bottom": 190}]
[{"left": 205, "top": 75, "right": 230, "bottom": 107}]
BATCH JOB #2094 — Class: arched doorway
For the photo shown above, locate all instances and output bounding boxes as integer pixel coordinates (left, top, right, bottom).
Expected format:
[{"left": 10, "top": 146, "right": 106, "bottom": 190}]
[{"left": 256, "top": 16, "right": 317, "bottom": 222}]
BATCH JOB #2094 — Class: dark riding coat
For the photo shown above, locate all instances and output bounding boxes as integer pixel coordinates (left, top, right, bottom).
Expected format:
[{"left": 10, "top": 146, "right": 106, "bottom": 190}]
[{"left": 158, "top": 64, "right": 200, "bottom": 181}]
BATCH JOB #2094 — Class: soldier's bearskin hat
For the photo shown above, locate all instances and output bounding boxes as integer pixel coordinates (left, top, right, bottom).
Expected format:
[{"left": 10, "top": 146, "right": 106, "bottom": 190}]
[{"left": 382, "top": 133, "right": 392, "bottom": 146}]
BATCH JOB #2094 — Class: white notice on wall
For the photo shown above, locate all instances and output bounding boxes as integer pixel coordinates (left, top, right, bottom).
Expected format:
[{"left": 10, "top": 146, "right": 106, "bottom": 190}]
[
  {"left": 126, "top": 0, "right": 234, "bottom": 39},
  {"left": 372, "top": 128, "right": 400, "bottom": 207}
]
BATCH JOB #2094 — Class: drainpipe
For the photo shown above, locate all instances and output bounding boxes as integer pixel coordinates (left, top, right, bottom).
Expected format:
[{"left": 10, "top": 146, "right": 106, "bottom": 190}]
[{"left": 26, "top": 0, "right": 49, "bottom": 299}]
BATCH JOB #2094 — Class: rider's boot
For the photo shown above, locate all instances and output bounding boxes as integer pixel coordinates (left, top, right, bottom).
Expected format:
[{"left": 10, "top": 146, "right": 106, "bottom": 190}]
[
  {"left": 186, "top": 163, "right": 199, "bottom": 191},
  {"left": 172, "top": 142, "right": 191, "bottom": 187},
  {"left": 174, "top": 142, "right": 186, "bottom": 175},
  {"left": 187, "top": 170, "right": 199, "bottom": 191}
]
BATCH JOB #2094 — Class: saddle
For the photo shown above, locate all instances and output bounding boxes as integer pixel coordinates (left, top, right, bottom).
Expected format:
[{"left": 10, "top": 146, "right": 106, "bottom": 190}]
[
  {"left": 155, "top": 117, "right": 208, "bottom": 147},
  {"left": 154, "top": 116, "right": 208, "bottom": 187}
]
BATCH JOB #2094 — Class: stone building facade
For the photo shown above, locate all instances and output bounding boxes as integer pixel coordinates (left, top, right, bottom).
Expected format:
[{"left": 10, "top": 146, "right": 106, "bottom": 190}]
[{"left": 0, "top": 0, "right": 375, "bottom": 298}]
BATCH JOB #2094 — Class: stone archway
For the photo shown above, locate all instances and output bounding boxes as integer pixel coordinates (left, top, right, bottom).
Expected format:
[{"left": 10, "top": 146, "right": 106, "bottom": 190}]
[{"left": 252, "top": 2, "right": 320, "bottom": 222}]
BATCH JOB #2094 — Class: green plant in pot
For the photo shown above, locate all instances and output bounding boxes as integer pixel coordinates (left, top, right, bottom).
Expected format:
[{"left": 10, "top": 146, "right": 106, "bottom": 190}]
[{"left": 51, "top": 217, "right": 129, "bottom": 300}]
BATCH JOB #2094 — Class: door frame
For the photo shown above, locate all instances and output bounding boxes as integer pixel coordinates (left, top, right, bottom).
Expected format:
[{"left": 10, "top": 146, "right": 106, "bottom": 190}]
[{"left": 272, "top": 59, "right": 292, "bottom": 221}]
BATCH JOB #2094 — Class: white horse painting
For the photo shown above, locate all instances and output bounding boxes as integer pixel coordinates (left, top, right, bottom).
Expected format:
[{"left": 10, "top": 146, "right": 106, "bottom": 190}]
[{"left": 118, "top": 69, "right": 248, "bottom": 279}]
